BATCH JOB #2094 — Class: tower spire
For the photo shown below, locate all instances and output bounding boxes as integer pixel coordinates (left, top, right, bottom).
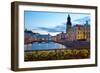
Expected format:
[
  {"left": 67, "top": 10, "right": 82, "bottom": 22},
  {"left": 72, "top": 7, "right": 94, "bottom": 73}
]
[{"left": 66, "top": 14, "right": 72, "bottom": 32}]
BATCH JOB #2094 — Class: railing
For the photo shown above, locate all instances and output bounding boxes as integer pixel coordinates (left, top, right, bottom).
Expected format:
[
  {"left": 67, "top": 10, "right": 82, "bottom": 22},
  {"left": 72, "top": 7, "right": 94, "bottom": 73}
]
[{"left": 24, "top": 48, "right": 90, "bottom": 61}]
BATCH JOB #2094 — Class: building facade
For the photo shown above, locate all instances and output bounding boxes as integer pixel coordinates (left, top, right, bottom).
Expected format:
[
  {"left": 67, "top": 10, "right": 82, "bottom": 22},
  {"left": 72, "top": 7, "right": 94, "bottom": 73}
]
[{"left": 66, "top": 24, "right": 90, "bottom": 41}]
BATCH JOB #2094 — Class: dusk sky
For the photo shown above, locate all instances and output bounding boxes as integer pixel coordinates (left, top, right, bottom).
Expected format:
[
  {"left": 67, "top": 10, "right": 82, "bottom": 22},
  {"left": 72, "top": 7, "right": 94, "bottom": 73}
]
[{"left": 24, "top": 11, "right": 90, "bottom": 36}]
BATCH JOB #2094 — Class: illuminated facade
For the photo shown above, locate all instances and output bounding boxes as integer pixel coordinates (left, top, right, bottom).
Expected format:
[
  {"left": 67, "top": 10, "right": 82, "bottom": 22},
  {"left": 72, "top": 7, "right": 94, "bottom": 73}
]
[
  {"left": 75, "top": 25, "right": 86, "bottom": 41},
  {"left": 66, "top": 24, "right": 90, "bottom": 41}
]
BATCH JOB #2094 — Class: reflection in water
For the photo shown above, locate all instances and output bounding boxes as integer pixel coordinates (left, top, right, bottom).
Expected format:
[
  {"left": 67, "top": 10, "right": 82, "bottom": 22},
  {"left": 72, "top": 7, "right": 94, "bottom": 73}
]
[{"left": 24, "top": 42, "right": 66, "bottom": 51}]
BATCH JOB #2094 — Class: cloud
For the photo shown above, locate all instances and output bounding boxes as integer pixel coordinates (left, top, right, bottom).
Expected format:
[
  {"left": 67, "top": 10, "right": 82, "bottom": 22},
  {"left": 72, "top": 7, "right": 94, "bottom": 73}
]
[
  {"left": 32, "top": 28, "right": 63, "bottom": 36},
  {"left": 73, "top": 16, "right": 90, "bottom": 24},
  {"left": 38, "top": 24, "right": 66, "bottom": 33}
]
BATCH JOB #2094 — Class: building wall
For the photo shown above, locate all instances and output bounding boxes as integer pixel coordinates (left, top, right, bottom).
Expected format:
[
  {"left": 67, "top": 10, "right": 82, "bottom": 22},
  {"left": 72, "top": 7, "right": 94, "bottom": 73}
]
[{"left": 66, "top": 25, "right": 90, "bottom": 41}]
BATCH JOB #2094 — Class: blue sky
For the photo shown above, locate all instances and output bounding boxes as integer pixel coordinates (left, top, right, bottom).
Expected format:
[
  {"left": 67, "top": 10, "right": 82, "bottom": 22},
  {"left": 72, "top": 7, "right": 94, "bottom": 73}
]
[{"left": 24, "top": 11, "right": 90, "bottom": 36}]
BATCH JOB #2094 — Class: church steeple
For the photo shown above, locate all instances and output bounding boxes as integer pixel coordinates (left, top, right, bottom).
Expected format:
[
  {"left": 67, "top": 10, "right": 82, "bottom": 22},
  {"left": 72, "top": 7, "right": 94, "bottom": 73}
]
[
  {"left": 66, "top": 14, "right": 72, "bottom": 32},
  {"left": 67, "top": 14, "right": 71, "bottom": 22}
]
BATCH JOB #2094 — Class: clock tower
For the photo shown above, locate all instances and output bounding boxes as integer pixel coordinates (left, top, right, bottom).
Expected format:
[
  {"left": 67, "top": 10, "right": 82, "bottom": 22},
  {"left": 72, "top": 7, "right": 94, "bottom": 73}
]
[{"left": 66, "top": 14, "right": 72, "bottom": 32}]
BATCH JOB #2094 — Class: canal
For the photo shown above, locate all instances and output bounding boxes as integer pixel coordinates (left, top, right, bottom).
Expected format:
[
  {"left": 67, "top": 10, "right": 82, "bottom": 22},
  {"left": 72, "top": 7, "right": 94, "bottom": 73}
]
[{"left": 24, "top": 42, "right": 66, "bottom": 51}]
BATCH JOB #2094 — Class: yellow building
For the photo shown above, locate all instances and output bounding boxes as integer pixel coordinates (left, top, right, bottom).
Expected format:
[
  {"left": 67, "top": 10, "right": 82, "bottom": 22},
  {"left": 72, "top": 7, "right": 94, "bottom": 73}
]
[
  {"left": 76, "top": 30, "right": 86, "bottom": 40},
  {"left": 75, "top": 25, "right": 90, "bottom": 41},
  {"left": 65, "top": 24, "right": 90, "bottom": 41}
]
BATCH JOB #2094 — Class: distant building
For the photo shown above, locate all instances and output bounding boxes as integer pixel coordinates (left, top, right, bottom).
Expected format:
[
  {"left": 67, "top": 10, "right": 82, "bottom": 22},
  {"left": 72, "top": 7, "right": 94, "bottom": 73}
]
[
  {"left": 52, "top": 32, "right": 67, "bottom": 42},
  {"left": 66, "top": 14, "right": 72, "bottom": 32},
  {"left": 84, "top": 21, "right": 90, "bottom": 41},
  {"left": 52, "top": 36, "right": 57, "bottom": 41},
  {"left": 24, "top": 30, "right": 40, "bottom": 43},
  {"left": 37, "top": 34, "right": 52, "bottom": 41},
  {"left": 60, "top": 32, "right": 66, "bottom": 40},
  {"left": 24, "top": 30, "right": 34, "bottom": 42}
]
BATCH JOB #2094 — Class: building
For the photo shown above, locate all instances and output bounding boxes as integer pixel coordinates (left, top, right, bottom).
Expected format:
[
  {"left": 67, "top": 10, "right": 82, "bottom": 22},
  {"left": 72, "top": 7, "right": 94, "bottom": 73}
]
[
  {"left": 74, "top": 25, "right": 86, "bottom": 41},
  {"left": 66, "top": 23, "right": 90, "bottom": 41},
  {"left": 37, "top": 34, "right": 52, "bottom": 41},
  {"left": 84, "top": 21, "right": 90, "bottom": 41},
  {"left": 24, "top": 29, "right": 52, "bottom": 43},
  {"left": 24, "top": 30, "right": 40, "bottom": 43},
  {"left": 66, "top": 26, "right": 77, "bottom": 41},
  {"left": 24, "top": 30, "right": 34, "bottom": 42},
  {"left": 65, "top": 14, "right": 90, "bottom": 41},
  {"left": 52, "top": 32, "right": 67, "bottom": 41},
  {"left": 66, "top": 14, "right": 72, "bottom": 32}
]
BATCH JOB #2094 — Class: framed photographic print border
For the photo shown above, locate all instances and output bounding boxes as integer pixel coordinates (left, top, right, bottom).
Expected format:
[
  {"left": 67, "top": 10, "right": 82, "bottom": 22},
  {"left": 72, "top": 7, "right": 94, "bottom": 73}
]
[{"left": 11, "top": 1, "right": 98, "bottom": 71}]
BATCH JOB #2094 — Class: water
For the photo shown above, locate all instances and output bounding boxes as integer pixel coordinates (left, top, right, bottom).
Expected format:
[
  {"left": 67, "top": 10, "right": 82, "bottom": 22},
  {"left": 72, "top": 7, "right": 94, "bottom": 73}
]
[{"left": 24, "top": 42, "right": 66, "bottom": 51}]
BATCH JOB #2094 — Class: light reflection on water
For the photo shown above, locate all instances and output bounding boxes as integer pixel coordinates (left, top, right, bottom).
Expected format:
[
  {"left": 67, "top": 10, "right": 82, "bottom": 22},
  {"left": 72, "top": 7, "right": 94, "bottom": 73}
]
[{"left": 24, "top": 42, "right": 66, "bottom": 51}]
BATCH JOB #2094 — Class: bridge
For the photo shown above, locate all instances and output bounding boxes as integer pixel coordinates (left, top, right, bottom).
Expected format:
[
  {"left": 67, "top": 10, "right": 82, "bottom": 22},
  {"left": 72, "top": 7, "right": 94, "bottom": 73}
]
[
  {"left": 25, "top": 39, "right": 90, "bottom": 48},
  {"left": 25, "top": 39, "right": 52, "bottom": 44},
  {"left": 25, "top": 39, "right": 66, "bottom": 46}
]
